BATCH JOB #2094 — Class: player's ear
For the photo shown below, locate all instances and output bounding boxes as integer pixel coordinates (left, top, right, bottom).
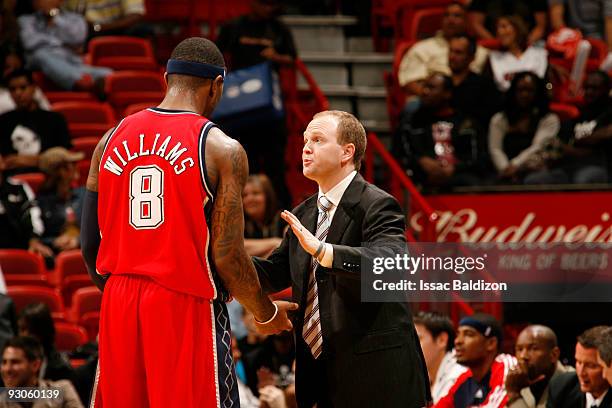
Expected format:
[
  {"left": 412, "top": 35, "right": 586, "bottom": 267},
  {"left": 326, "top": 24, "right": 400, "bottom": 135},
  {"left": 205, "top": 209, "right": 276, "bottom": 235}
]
[
  {"left": 211, "top": 75, "right": 224, "bottom": 98},
  {"left": 163, "top": 72, "right": 168, "bottom": 86}
]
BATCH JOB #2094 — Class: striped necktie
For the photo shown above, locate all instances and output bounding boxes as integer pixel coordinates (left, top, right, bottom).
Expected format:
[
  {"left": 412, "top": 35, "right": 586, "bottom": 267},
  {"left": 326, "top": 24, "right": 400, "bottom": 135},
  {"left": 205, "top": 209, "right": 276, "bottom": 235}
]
[{"left": 302, "top": 195, "right": 333, "bottom": 359}]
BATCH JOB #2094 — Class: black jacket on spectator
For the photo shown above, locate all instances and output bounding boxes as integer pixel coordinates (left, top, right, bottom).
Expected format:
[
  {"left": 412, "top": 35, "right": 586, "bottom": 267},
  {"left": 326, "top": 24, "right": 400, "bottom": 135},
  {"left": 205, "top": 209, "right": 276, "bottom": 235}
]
[
  {"left": 452, "top": 72, "right": 502, "bottom": 129},
  {"left": 547, "top": 372, "right": 612, "bottom": 408},
  {"left": 0, "top": 109, "right": 71, "bottom": 175},
  {"left": 0, "top": 177, "right": 42, "bottom": 249}
]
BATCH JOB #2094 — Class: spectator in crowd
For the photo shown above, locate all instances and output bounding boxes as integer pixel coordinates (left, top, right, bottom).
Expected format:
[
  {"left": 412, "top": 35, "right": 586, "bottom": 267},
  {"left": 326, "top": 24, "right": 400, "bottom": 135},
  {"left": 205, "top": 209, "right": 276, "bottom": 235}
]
[
  {"left": 397, "top": 73, "right": 489, "bottom": 189},
  {"left": 547, "top": 326, "right": 612, "bottom": 408},
  {"left": 526, "top": 71, "right": 611, "bottom": 184},
  {"left": 0, "top": 50, "right": 51, "bottom": 115},
  {"left": 488, "top": 72, "right": 560, "bottom": 183},
  {"left": 216, "top": 0, "right": 295, "bottom": 208},
  {"left": 37, "top": 147, "right": 85, "bottom": 254},
  {"left": 468, "top": 0, "right": 548, "bottom": 45},
  {"left": 18, "top": 0, "right": 112, "bottom": 91},
  {"left": 232, "top": 335, "right": 261, "bottom": 408},
  {"left": 506, "top": 325, "right": 573, "bottom": 408},
  {"left": 243, "top": 330, "right": 294, "bottom": 396},
  {"left": 0, "top": 154, "right": 51, "bottom": 257},
  {"left": 414, "top": 311, "right": 467, "bottom": 404},
  {"left": 243, "top": 174, "right": 284, "bottom": 257},
  {"left": 549, "top": 0, "right": 612, "bottom": 50},
  {"left": 595, "top": 327, "right": 612, "bottom": 386},
  {"left": 485, "top": 15, "right": 548, "bottom": 91},
  {"left": 398, "top": 1, "right": 489, "bottom": 102},
  {"left": 448, "top": 34, "right": 503, "bottom": 129},
  {"left": 434, "top": 314, "right": 516, "bottom": 407},
  {"left": 0, "top": 336, "right": 83, "bottom": 407},
  {"left": 63, "top": 0, "right": 151, "bottom": 39},
  {"left": 0, "top": 0, "right": 22, "bottom": 78},
  {"left": 0, "top": 69, "right": 71, "bottom": 175},
  {"left": 0, "top": 294, "right": 16, "bottom": 362},
  {"left": 17, "top": 303, "right": 75, "bottom": 382}
]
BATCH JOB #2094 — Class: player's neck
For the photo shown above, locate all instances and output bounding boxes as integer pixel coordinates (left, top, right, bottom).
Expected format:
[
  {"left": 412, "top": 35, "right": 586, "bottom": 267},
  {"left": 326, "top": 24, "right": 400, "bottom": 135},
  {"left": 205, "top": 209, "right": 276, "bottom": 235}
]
[{"left": 158, "top": 92, "right": 204, "bottom": 116}]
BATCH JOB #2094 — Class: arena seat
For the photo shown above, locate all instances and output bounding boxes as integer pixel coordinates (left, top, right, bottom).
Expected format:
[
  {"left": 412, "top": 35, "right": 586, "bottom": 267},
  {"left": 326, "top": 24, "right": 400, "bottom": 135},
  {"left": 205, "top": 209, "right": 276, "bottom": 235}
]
[
  {"left": 80, "top": 311, "right": 100, "bottom": 341},
  {"left": 123, "top": 102, "right": 155, "bottom": 117},
  {"left": 55, "top": 322, "right": 88, "bottom": 352},
  {"left": 550, "top": 102, "right": 580, "bottom": 121},
  {"left": 408, "top": 7, "right": 446, "bottom": 41},
  {"left": 71, "top": 287, "right": 102, "bottom": 323},
  {"left": 45, "top": 92, "right": 97, "bottom": 104},
  {"left": 88, "top": 36, "right": 158, "bottom": 71},
  {"left": 0, "top": 249, "right": 46, "bottom": 275},
  {"left": 51, "top": 101, "right": 115, "bottom": 139},
  {"left": 384, "top": 40, "right": 416, "bottom": 129},
  {"left": 7, "top": 286, "right": 65, "bottom": 319},
  {"left": 72, "top": 137, "right": 100, "bottom": 160},
  {"left": 105, "top": 71, "right": 165, "bottom": 114},
  {"left": 62, "top": 277, "right": 95, "bottom": 308},
  {"left": 9, "top": 172, "right": 46, "bottom": 195},
  {"left": 4, "top": 274, "right": 53, "bottom": 288},
  {"left": 55, "top": 250, "right": 88, "bottom": 284}
]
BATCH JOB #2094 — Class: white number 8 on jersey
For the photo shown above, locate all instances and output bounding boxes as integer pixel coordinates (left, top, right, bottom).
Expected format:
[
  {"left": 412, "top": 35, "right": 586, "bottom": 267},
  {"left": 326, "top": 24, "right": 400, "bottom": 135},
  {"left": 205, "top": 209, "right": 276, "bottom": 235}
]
[{"left": 129, "top": 165, "right": 164, "bottom": 229}]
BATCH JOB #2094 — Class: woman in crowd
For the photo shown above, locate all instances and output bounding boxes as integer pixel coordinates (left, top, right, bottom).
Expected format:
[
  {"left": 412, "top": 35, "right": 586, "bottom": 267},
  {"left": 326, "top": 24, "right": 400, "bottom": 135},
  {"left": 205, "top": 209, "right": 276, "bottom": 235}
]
[
  {"left": 243, "top": 174, "right": 285, "bottom": 257},
  {"left": 488, "top": 71, "right": 560, "bottom": 183},
  {"left": 486, "top": 15, "right": 548, "bottom": 92}
]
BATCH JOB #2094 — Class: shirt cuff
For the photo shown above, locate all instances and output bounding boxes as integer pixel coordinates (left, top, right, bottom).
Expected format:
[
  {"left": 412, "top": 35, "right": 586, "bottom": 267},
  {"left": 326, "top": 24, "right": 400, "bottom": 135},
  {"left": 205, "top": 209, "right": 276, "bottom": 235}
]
[{"left": 319, "top": 243, "right": 334, "bottom": 268}]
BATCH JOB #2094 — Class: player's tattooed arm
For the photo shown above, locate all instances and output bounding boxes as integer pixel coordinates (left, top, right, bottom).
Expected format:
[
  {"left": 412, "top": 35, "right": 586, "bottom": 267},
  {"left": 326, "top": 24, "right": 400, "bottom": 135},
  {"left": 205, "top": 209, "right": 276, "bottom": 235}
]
[{"left": 206, "top": 128, "right": 296, "bottom": 333}]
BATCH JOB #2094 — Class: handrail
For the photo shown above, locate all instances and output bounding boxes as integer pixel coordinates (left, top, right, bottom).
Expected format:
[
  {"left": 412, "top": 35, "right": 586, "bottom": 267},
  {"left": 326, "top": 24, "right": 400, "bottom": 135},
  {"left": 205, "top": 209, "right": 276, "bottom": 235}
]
[
  {"left": 295, "top": 58, "right": 329, "bottom": 111},
  {"left": 365, "top": 132, "right": 438, "bottom": 241}
]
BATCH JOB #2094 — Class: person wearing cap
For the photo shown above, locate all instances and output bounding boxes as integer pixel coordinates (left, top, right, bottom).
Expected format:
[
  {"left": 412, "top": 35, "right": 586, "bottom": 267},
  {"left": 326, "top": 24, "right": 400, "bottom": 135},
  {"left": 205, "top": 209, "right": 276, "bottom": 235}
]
[
  {"left": 434, "top": 313, "right": 517, "bottom": 407},
  {"left": 505, "top": 325, "right": 573, "bottom": 408},
  {"left": 547, "top": 326, "right": 612, "bottom": 408},
  {"left": 36, "top": 147, "right": 85, "bottom": 255}
]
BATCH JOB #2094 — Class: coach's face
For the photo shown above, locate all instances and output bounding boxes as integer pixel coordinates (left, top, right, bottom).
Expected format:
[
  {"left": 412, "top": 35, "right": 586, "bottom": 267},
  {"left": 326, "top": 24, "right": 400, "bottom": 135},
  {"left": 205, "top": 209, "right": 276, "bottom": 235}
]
[
  {"left": 576, "top": 343, "right": 609, "bottom": 395},
  {"left": 302, "top": 115, "right": 348, "bottom": 184}
]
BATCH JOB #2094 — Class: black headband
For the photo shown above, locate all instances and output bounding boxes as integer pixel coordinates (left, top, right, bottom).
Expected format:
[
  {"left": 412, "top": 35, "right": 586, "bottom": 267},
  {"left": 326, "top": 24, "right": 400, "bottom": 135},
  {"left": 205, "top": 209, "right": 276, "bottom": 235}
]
[{"left": 166, "top": 59, "right": 225, "bottom": 80}]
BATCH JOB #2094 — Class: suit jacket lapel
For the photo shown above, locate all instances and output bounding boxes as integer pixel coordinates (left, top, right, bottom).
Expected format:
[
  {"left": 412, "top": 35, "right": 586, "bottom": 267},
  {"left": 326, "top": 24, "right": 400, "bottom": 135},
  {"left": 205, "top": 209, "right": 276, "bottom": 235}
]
[{"left": 326, "top": 173, "right": 365, "bottom": 245}]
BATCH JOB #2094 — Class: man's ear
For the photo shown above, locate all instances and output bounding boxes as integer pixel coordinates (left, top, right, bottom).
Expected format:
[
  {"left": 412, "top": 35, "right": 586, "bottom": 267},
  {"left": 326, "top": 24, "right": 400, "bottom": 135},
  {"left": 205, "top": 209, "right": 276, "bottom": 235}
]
[
  {"left": 342, "top": 143, "right": 355, "bottom": 165},
  {"left": 163, "top": 72, "right": 168, "bottom": 86},
  {"left": 211, "top": 75, "right": 224, "bottom": 97},
  {"left": 435, "top": 332, "right": 449, "bottom": 350},
  {"left": 485, "top": 337, "right": 498, "bottom": 353}
]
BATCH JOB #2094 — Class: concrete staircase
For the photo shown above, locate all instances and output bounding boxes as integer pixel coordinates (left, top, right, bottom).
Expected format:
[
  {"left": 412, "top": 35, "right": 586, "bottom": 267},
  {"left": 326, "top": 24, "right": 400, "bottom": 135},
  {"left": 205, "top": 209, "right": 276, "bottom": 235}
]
[{"left": 281, "top": 15, "right": 393, "bottom": 135}]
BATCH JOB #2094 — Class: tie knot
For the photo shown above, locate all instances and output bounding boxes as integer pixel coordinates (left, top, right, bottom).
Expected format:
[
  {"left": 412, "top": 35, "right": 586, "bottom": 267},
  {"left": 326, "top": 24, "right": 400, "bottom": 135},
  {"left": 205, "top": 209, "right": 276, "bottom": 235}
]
[{"left": 318, "top": 195, "right": 332, "bottom": 212}]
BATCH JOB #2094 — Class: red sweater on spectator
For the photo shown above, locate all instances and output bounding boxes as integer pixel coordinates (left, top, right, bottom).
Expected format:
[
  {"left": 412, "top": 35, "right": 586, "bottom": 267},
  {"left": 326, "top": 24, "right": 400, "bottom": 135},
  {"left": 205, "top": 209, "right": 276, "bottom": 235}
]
[{"left": 434, "top": 354, "right": 516, "bottom": 408}]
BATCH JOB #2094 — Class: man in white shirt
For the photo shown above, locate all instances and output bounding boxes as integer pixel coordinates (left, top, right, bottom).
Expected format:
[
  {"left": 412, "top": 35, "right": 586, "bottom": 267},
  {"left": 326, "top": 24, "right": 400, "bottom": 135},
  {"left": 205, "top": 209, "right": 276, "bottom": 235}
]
[
  {"left": 414, "top": 311, "right": 467, "bottom": 403},
  {"left": 253, "top": 110, "right": 430, "bottom": 408}
]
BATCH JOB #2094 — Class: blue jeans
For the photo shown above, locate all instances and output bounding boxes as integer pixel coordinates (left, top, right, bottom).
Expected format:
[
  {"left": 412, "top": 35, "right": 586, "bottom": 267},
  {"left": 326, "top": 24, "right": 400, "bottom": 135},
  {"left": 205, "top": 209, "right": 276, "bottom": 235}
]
[{"left": 29, "top": 47, "right": 112, "bottom": 90}]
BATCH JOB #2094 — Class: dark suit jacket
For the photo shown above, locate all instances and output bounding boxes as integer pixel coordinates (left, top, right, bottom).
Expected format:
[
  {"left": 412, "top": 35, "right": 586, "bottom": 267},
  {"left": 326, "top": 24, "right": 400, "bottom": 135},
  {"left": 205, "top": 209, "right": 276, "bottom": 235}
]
[
  {"left": 547, "top": 372, "right": 612, "bottom": 408},
  {"left": 253, "top": 174, "right": 430, "bottom": 408}
]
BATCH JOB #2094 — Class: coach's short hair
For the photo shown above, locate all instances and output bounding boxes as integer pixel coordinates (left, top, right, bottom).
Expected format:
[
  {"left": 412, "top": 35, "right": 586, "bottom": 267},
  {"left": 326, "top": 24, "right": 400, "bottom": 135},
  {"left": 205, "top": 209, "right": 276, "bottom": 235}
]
[
  {"left": 313, "top": 110, "right": 367, "bottom": 171},
  {"left": 414, "top": 311, "right": 455, "bottom": 352},
  {"left": 168, "top": 37, "right": 225, "bottom": 88},
  {"left": 578, "top": 326, "right": 609, "bottom": 349},
  {"left": 595, "top": 327, "right": 612, "bottom": 365}
]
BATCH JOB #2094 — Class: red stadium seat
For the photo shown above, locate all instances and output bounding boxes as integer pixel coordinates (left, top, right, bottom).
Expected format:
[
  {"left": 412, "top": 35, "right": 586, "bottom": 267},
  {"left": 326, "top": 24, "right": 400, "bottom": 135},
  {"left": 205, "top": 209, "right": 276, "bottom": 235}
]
[
  {"left": 80, "top": 311, "right": 100, "bottom": 341},
  {"left": 55, "top": 250, "right": 88, "bottom": 283},
  {"left": 4, "top": 274, "right": 52, "bottom": 288},
  {"left": 408, "top": 8, "right": 446, "bottom": 41},
  {"left": 123, "top": 102, "right": 155, "bottom": 117},
  {"left": 9, "top": 172, "right": 46, "bottom": 195},
  {"left": 71, "top": 287, "right": 102, "bottom": 323},
  {"left": 105, "top": 71, "right": 165, "bottom": 114},
  {"left": 88, "top": 36, "right": 158, "bottom": 71},
  {"left": 51, "top": 101, "right": 115, "bottom": 139},
  {"left": 0, "top": 249, "right": 46, "bottom": 275},
  {"left": 7, "top": 286, "right": 65, "bottom": 319},
  {"left": 550, "top": 102, "right": 580, "bottom": 121},
  {"left": 72, "top": 138, "right": 99, "bottom": 160},
  {"left": 55, "top": 322, "right": 88, "bottom": 352},
  {"left": 384, "top": 40, "right": 416, "bottom": 129},
  {"left": 62, "top": 276, "right": 95, "bottom": 308},
  {"left": 45, "top": 92, "right": 97, "bottom": 104},
  {"left": 394, "top": 0, "right": 455, "bottom": 42}
]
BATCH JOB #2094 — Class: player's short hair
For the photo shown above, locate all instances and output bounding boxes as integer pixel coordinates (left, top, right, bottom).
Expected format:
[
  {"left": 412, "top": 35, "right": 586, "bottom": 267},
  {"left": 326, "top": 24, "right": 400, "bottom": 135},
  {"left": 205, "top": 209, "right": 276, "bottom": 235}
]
[
  {"left": 168, "top": 37, "right": 225, "bottom": 89},
  {"left": 595, "top": 327, "right": 612, "bottom": 366},
  {"left": 450, "top": 34, "right": 477, "bottom": 56},
  {"left": 578, "top": 326, "right": 609, "bottom": 349},
  {"left": 414, "top": 311, "right": 456, "bottom": 351},
  {"left": 313, "top": 110, "right": 367, "bottom": 171},
  {"left": 4, "top": 68, "right": 34, "bottom": 86},
  {"left": 2, "top": 336, "right": 44, "bottom": 362}
]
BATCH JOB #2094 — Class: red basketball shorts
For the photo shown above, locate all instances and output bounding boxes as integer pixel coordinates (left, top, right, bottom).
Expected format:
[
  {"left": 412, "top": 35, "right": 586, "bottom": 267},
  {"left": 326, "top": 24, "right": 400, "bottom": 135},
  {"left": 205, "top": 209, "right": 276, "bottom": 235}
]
[{"left": 91, "top": 274, "right": 238, "bottom": 408}]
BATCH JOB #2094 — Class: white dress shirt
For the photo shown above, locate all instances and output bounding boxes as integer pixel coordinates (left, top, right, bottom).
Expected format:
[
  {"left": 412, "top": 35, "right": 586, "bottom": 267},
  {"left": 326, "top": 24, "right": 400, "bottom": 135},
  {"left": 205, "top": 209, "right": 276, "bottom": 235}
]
[
  {"left": 317, "top": 170, "right": 357, "bottom": 268},
  {"left": 587, "top": 389, "right": 608, "bottom": 408}
]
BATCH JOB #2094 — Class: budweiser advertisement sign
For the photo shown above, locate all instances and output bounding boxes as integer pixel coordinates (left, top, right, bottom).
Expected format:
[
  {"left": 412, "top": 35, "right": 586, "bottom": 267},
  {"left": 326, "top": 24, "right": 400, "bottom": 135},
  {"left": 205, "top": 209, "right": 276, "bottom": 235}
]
[{"left": 410, "top": 192, "right": 612, "bottom": 243}]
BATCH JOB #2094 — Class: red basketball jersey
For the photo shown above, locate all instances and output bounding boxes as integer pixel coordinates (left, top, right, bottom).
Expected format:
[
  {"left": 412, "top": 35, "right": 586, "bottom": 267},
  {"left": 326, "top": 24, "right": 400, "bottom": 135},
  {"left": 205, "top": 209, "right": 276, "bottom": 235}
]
[{"left": 97, "top": 108, "right": 222, "bottom": 299}]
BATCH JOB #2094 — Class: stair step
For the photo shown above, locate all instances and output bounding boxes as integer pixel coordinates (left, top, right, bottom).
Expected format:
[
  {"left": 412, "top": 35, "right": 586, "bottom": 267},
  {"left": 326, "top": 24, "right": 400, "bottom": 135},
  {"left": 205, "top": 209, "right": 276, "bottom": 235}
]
[
  {"left": 300, "top": 52, "right": 393, "bottom": 63},
  {"left": 280, "top": 15, "right": 358, "bottom": 26},
  {"left": 347, "top": 36, "right": 375, "bottom": 53},
  {"left": 301, "top": 85, "right": 387, "bottom": 98}
]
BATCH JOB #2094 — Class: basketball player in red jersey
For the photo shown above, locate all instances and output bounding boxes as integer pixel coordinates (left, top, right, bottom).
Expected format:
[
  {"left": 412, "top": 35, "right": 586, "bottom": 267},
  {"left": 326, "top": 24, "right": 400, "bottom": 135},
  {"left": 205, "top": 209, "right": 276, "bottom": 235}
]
[{"left": 80, "top": 37, "right": 297, "bottom": 407}]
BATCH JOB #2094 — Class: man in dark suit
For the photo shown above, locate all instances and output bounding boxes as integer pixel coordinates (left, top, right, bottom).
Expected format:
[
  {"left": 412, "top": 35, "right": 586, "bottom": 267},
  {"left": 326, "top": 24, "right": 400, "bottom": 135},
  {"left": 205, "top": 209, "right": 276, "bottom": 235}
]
[
  {"left": 547, "top": 326, "right": 612, "bottom": 408},
  {"left": 252, "top": 110, "right": 430, "bottom": 408}
]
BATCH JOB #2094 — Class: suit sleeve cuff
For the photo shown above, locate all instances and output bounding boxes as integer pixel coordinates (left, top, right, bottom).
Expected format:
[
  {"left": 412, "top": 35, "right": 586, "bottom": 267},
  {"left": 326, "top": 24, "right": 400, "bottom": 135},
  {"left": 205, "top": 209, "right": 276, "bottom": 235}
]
[{"left": 319, "top": 243, "right": 333, "bottom": 268}]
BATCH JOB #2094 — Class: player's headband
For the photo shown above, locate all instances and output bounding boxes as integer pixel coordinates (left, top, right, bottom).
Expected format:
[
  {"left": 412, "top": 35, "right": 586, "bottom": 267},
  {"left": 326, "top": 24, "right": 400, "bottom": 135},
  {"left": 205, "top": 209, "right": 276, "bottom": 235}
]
[
  {"left": 166, "top": 59, "right": 225, "bottom": 80},
  {"left": 459, "top": 316, "right": 502, "bottom": 341}
]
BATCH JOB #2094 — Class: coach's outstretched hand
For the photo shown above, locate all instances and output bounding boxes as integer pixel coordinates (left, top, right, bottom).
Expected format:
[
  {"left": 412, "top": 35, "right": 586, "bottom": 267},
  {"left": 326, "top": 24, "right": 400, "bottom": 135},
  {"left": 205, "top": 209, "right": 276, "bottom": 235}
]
[{"left": 255, "top": 300, "right": 299, "bottom": 335}]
